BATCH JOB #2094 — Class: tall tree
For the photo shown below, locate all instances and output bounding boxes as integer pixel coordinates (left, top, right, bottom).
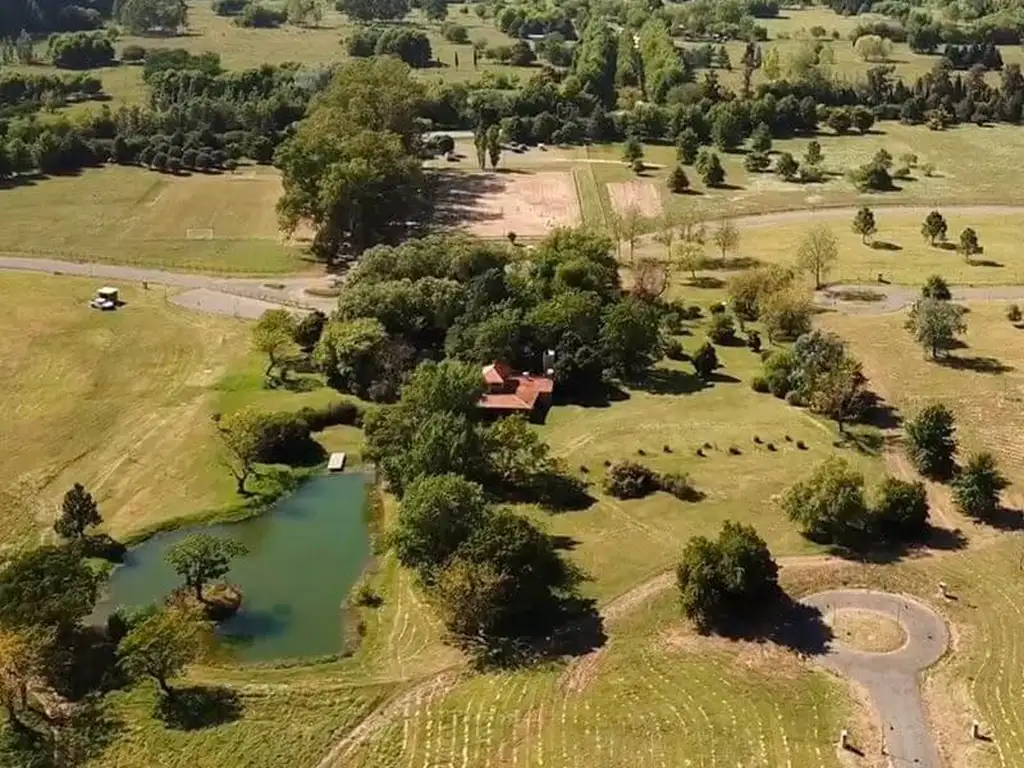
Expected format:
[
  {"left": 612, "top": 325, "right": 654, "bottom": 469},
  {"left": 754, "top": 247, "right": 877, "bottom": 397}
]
[
  {"left": 252, "top": 309, "right": 298, "bottom": 383},
  {"left": 711, "top": 219, "right": 739, "bottom": 259},
  {"left": 53, "top": 483, "right": 101, "bottom": 541},
  {"left": 118, "top": 607, "right": 208, "bottom": 697},
  {"left": 852, "top": 206, "right": 877, "bottom": 244},
  {"left": 485, "top": 124, "right": 501, "bottom": 169},
  {"left": 0, "top": 546, "right": 97, "bottom": 630},
  {"left": 166, "top": 535, "right": 248, "bottom": 603},
  {"left": 953, "top": 452, "right": 1009, "bottom": 519},
  {"left": 796, "top": 226, "right": 838, "bottom": 289},
  {"left": 905, "top": 403, "right": 957, "bottom": 479},
  {"left": 276, "top": 58, "right": 426, "bottom": 259},
  {"left": 600, "top": 297, "right": 663, "bottom": 379},
  {"left": 215, "top": 407, "right": 264, "bottom": 494},
  {"left": 921, "top": 210, "right": 948, "bottom": 245},
  {"left": 905, "top": 298, "right": 966, "bottom": 358},
  {"left": 782, "top": 456, "right": 868, "bottom": 544},
  {"left": 957, "top": 227, "right": 980, "bottom": 261}
]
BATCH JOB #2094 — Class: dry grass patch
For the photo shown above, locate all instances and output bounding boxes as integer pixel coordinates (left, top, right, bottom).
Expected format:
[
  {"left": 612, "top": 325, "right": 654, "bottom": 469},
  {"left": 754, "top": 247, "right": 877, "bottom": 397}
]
[
  {"left": 829, "top": 609, "right": 907, "bottom": 653},
  {"left": 607, "top": 179, "right": 664, "bottom": 218},
  {"left": 443, "top": 170, "right": 581, "bottom": 238}
]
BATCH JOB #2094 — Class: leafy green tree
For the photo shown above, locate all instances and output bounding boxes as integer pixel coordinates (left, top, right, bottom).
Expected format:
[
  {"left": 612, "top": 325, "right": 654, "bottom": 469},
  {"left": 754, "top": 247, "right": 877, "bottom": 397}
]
[
  {"left": 391, "top": 474, "right": 488, "bottom": 578},
  {"left": 676, "top": 521, "right": 778, "bottom": 631},
  {"left": 808, "top": 355, "right": 869, "bottom": 433},
  {"left": 749, "top": 122, "right": 772, "bottom": 153},
  {"left": 166, "top": 535, "right": 248, "bottom": 603},
  {"left": 397, "top": 359, "right": 485, "bottom": 417},
  {"left": 953, "top": 452, "right": 1009, "bottom": 519},
  {"left": 600, "top": 297, "right": 663, "bottom": 379},
  {"left": 484, "top": 416, "right": 553, "bottom": 488},
  {"left": 275, "top": 58, "right": 425, "bottom": 258},
  {"left": 473, "top": 126, "right": 487, "bottom": 169},
  {"left": 712, "top": 218, "right": 739, "bottom": 258},
  {"left": 761, "top": 286, "right": 813, "bottom": 343},
  {"left": 871, "top": 477, "right": 929, "bottom": 541},
  {"left": 852, "top": 206, "right": 876, "bottom": 244},
  {"left": 921, "top": 210, "right": 948, "bottom": 245},
  {"left": 622, "top": 135, "right": 643, "bottom": 164},
  {"left": 215, "top": 407, "right": 263, "bottom": 494},
  {"left": 744, "top": 151, "right": 770, "bottom": 172},
  {"left": 796, "top": 225, "right": 838, "bottom": 289},
  {"left": 118, "top": 607, "right": 208, "bottom": 697},
  {"left": 603, "top": 461, "right": 659, "bottom": 499},
  {"left": 0, "top": 545, "right": 97, "bottom": 630},
  {"left": 957, "top": 227, "right": 980, "bottom": 261},
  {"left": 774, "top": 151, "right": 798, "bottom": 180},
  {"left": 825, "top": 107, "right": 852, "bottom": 134},
  {"left": 667, "top": 164, "right": 690, "bottom": 193},
  {"left": 675, "top": 127, "right": 699, "bottom": 165},
  {"left": 692, "top": 341, "right": 718, "bottom": 380},
  {"left": 293, "top": 310, "right": 327, "bottom": 352},
  {"left": 804, "top": 140, "right": 823, "bottom": 166},
  {"left": 53, "top": 483, "right": 101, "bottom": 541},
  {"left": 696, "top": 149, "right": 725, "bottom": 186},
  {"left": 423, "top": 0, "right": 447, "bottom": 20},
  {"left": 252, "top": 309, "right": 298, "bottom": 382},
  {"left": 117, "top": 0, "right": 189, "bottom": 33},
  {"left": 852, "top": 105, "right": 875, "bottom": 134},
  {"left": 711, "top": 108, "right": 741, "bottom": 152},
  {"left": 905, "top": 403, "right": 957, "bottom": 479},
  {"left": 782, "top": 456, "right": 869, "bottom": 543},
  {"left": 921, "top": 274, "right": 952, "bottom": 300},
  {"left": 905, "top": 298, "right": 966, "bottom": 358},
  {"left": 338, "top": 0, "right": 409, "bottom": 21},
  {"left": 485, "top": 124, "right": 501, "bottom": 169},
  {"left": 314, "top": 317, "right": 389, "bottom": 398},
  {"left": 1008, "top": 303, "right": 1023, "bottom": 324}
]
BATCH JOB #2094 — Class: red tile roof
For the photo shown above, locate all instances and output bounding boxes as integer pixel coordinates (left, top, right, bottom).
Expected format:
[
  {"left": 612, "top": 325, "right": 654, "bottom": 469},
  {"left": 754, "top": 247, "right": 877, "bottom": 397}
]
[{"left": 479, "top": 364, "right": 554, "bottom": 411}]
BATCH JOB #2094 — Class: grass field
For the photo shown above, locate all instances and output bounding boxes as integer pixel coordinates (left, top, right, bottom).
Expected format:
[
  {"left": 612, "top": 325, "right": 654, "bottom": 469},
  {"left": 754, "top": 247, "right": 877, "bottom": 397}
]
[
  {"left": 822, "top": 301, "right": 1024, "bottom": 504},
  {"left": 0, "top": 165, "right": 310, "bottom": 274},
  {"left": 0, "top": 272, "right": 365, "bottom": 553}
]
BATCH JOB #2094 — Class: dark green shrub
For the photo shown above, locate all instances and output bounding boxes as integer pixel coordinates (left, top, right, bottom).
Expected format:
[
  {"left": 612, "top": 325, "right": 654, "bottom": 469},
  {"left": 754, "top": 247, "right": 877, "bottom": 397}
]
[
  {"left": 604, "top": 461, "right": 659, "bottom": 499},
  {"left": 750, "top": 375, "right": 769, "bottom": 393},
  {"left": 659, "top": 472, "right": 701, "bottom": 501}
]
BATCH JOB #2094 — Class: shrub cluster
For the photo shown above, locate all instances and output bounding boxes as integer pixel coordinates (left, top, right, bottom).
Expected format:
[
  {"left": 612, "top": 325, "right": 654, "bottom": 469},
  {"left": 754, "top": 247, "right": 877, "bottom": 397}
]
[{"left": 603, "top": 461, "right": 699, "bottom": 501}]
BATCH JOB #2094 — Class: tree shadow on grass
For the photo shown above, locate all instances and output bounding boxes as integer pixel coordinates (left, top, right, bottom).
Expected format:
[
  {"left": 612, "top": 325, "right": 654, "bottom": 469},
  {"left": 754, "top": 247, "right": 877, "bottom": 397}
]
[
  {"left": 709, "top": 591, "right": 834, "bottom": 656},
  {"left": 556, "top": 383, "right": 630, "bottom": 409},
  {"left": 969, "top": 259, "right": 1003, "bottom": 268},
  {"left": 156, "top": 686, "right": 244, "bottom": 731},
  {"left": 869, "top": 240, "right": 902, "bottom": 251},
  {"left": 687, "top": 276, "right": 725, "bottom": 289},
  {"left": 635, "top": 368, "right": 705, "bottom": 395},
  {"left": 937, "top": 355, "right": 1013, "bottom": 374},
  {"left": 832, "top": 427, "right": 886, "bottom": 457},
  {"left": 969, "top": 506, "right": 1024, "bottom": 532}
]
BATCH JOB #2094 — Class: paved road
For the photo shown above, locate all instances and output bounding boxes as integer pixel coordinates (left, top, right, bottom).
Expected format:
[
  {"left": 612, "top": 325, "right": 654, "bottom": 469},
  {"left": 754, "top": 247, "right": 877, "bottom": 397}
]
[
  {"left": 0, "top": 255, "right": 339, "bottom": 317},
  {"left": 801, "top": 590, "right": 950, "bottom": 767}
]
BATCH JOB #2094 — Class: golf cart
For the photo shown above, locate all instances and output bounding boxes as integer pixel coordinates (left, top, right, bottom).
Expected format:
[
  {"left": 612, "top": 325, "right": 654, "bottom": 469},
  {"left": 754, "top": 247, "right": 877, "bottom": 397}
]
[{"left": 89, "top": 286, "right": 119, "bottom": 311}]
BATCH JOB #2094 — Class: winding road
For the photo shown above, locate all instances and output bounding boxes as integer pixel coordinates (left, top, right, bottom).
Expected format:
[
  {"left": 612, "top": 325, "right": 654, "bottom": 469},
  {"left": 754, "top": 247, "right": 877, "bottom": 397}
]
[{"left": 802, "top": 590, "right": 950, "bottom": 767}]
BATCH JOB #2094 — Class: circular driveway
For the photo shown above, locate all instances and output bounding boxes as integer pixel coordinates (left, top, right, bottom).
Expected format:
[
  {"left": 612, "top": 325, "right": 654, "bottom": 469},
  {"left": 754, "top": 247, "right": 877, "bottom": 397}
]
[{"left": 802, "top": 590, "right": 950, "bottom": 767}]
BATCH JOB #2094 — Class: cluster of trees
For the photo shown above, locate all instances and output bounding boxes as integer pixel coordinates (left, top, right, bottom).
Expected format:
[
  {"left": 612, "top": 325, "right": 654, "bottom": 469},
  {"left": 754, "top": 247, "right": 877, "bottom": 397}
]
[
  {"left": 1, "top": 0, "right": 112, "bottom": 37},
  {"left": 0, "top": 483, "right": 245, "bottom": 763},
  {"left": 753, "top": 329, "right": 871, "bottom": 433},
  {"left": 115, "top": 0, "right": 188, "bottom": 33},
  {"left": 638, "top": 18, "right": 688, "bottom": 104},
  {"left": 276, "top": 57, "right": 425, "bottom": 258},
  {"left": 728, "top": 264, "right": 814, "bottom": 343},
  {"left": 345, "top": 27, "right": 432, "bottom": 67},
  {"left": 904, "top": 403, "right": 1010, "bottom": 520},
  {"left": 0, "top": 71, "right": 103, "bottom": 116},
  {"left": 493, "top": 3, "right": 575, "bottom": 40},
  {"left": 667, "top": 0, "right": 772, "bottom": 40},
  {"left": 943, "top": 42, "right": 1004, "bottom": 71},
  {"left": 337, "top": 0, "right": 409, "bottom": 21},
  {"left": 783, "top": 456, "right": 930, "bottom": 548},
  {"left": 603, "top": 461, "right": 700, "bottom": 502},
  {"left": 47, "top": 30, "right": 115, "bottom": 69},
  {"left": 676, "top": 521, "right": 778, "bottom": 631},
  {"left": 309, "top": 228, "right": 664, "bottom": 402}
]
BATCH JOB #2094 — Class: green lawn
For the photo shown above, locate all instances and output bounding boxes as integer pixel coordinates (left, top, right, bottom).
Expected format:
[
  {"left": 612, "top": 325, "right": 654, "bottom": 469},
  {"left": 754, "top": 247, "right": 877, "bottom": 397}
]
[{"left": 0, "top": 165, "right": 310, "bottom": 274}]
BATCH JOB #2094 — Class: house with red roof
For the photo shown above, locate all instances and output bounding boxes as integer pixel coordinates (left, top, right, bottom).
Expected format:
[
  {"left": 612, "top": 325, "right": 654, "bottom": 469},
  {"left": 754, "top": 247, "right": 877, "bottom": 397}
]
[{"left": 478, "top": 361, "right": 554, "bottom": 420}]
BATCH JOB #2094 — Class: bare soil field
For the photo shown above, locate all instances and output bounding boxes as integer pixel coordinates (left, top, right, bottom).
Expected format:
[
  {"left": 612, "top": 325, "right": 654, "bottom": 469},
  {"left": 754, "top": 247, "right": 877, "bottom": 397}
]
[
  {"left": 437, "top": 170, "right": 581, "bottom": 238},
  {"left": 607, "top": 180, "right": 664, "bottom": 218}
]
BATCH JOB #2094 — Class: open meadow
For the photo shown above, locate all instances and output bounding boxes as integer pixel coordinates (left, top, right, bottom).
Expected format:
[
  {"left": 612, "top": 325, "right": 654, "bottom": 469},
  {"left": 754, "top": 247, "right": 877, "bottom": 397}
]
[{"left": 0, "top": 165, "right": 309, "bottom": 274}]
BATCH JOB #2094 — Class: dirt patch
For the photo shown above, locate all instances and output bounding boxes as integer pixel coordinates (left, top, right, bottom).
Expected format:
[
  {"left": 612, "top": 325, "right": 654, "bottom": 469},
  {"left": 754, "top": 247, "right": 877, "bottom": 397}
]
[
  {"left": 606, "top": 180, "right": 664, "bottom": 218},
  {"left": 437, "top": 170, "right": 581, "bottom": 238},
  {"left": 829, "top": 609, "right": 907, "bottom": 653}
]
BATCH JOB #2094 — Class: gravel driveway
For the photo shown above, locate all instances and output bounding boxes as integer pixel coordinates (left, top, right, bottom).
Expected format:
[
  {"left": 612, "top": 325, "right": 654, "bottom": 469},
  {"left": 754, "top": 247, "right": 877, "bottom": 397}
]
[{"left": 801, "top": 590, "right": 949, "bottom": 767}]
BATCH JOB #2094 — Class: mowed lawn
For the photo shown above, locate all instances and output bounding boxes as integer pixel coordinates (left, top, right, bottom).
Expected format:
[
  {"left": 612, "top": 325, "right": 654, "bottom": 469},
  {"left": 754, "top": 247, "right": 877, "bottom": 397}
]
[
  {"left": 732, "top": 209, "right": 1024, "bottom": 286},
  {"left": 0, "top": 273, "right": 251, "bottom": 550},
  {"left": 529, "top": 318, "right": 884, "bottom": 603},
  {"left": 0, "top": 165, "right": 310, "bottom": 274},
  {"left": 822, "top": 302, "right": 1024, "bottom": 505}
]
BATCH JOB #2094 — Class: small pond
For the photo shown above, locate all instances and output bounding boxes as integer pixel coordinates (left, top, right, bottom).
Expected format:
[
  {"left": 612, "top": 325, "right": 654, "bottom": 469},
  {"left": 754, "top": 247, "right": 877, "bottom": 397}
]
[{"left": 96, "top": 473, "right": 371, "bottom": 662}]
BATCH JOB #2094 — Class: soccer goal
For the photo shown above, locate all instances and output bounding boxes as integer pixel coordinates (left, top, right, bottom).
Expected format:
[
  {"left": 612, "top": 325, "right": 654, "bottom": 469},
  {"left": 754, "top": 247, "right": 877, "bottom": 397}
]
[{"left": 186, "top": 227, "right": 214, "bottom": 240}]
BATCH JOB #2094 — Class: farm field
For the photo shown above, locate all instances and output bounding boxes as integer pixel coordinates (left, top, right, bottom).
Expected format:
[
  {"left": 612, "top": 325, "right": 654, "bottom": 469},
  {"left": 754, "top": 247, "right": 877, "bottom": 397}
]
[{"left": 0, "top": 165, "right": 309, "bottom": 274}]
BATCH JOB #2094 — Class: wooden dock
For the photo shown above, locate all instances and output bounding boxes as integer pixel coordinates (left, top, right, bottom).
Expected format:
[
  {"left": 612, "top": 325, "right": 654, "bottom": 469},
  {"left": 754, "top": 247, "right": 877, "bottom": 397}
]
[{"left": 327, "top": 452, "right": 347, "bottom": 472}]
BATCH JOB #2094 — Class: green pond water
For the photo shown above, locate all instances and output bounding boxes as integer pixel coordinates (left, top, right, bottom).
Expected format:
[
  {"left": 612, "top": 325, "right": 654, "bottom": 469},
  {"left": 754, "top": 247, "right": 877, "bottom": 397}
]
[{"left": 96, "top": 473, "right": 371, "bottom": 662}]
